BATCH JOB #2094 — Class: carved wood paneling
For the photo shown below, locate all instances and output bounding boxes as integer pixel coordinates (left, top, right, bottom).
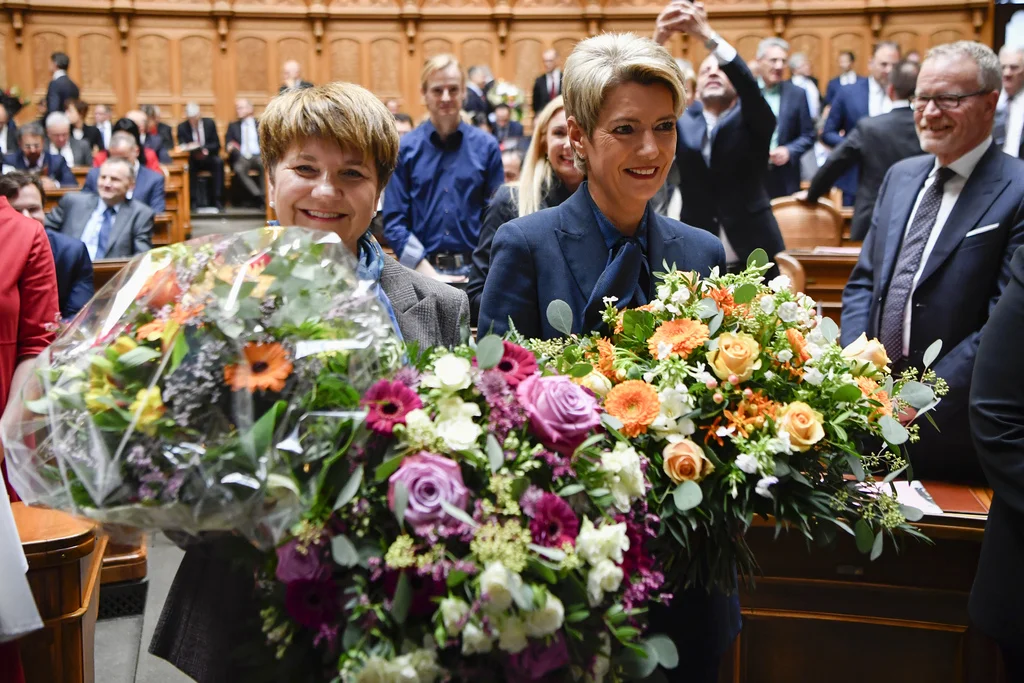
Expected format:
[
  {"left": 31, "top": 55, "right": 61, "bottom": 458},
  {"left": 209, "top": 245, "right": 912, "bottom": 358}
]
[
  {"left": 370, "top": 39, "right": 401, "bottom": 94},
  {"left": 830, "top": 30, "right": 868, "bottom": 79},
  {"left": 278, "top": 37, "right": 311, "bottom": 73},
  {"left": 735, "top": 33, "right": 769, "bottom": 61},
  {"left": 137, "top": 34, "right": 170, "bottom": 94},
  {"left": 512, "top": 37, "right": 542, "bottom": 99},
  {"left": 79, "top": 33, "right": 113, "bottom": 92},
  {"left": 552, "top": 38, "right": 578, "bottom": 61},
  {"left": 789, "top": 33, "right": 822, "bottom": 66},
  {"left": 31, "top": 32, "right": 67, "bottom": 89},
  {"left": 331, "top": 38, "right": 363, "bottom": 84},
  {"left": 885, "top": 30, "right": 923, "bottom": 56},
  {"left": 422, "top": 37, "right": 454, "bottom": 59},
  {"left": 930, "top": 28, "right": 966, "bottom": 46},
  {"left": 0, "top": 35, "right": 9, "bottom": 89},
  {"left": 181, "top": 35, "right": 214, "bottom": 94},
  {"left": 236, "top": 36, "right": 269, "bottom": 94},
  {"left": 461, "top": 38, "right": 492, "bottom": 71}
]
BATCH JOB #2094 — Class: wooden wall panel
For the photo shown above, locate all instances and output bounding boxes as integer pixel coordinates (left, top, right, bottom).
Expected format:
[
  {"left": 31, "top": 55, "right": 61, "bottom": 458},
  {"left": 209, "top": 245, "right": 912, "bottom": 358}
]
[{"left": 0, "top": 0, "right": 991, "bottom": 133}]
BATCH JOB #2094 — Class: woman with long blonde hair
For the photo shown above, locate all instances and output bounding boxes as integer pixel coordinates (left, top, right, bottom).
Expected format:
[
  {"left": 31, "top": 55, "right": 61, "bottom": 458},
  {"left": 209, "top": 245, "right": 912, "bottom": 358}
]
[{"left": 467, "top": 95, "right": 583, "bottom": 323}]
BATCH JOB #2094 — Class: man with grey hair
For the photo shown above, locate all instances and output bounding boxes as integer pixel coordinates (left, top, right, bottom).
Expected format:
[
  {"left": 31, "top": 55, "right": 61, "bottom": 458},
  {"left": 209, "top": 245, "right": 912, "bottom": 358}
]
[
  {"left": 45, "top": 156, "right": 154, "bottom": 258},
  {"left": 789, "top": 52, "right": 821, "bottom": 119},
  {"left": 176, "top": 102, "right": 223, "bottom": 211},
  {"left": 45, "top": 110, "right": 91, "bottom": 167},
  {"left": 225, "top": 98, "right": 264, "bottom": 207},
  {"left": 2, "top": 121, "right": 77, "bottom": 188},
  {"left": 83, "top": 130, "right": 166, "bottom": 213},
  {"left": 994, "top": 44, "right": 1024, "bottom": 157},
  {"left": 279, "top": 60, "right": 313, "bottom": 93},
  {"left": 756, "top": 36, "right": 815, "bottom": 197},
  {"left": 843, "top": 41, "right": 1024, "bottom": 484}
]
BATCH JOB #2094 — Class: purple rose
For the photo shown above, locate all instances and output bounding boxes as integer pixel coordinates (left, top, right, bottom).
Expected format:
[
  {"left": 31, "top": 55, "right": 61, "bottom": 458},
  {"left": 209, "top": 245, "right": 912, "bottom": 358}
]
[
  {"left": 516, "top": 374, "right": 601, "bottom": 455},
  {"left": 276, "top": 539, "right": 329, "bottom": 583},
  {"left": 388, "top": 453, "right": 469, "bottom": 532},
  {"left": 507, "top": 632, "right": 571, "bottom": 682}
]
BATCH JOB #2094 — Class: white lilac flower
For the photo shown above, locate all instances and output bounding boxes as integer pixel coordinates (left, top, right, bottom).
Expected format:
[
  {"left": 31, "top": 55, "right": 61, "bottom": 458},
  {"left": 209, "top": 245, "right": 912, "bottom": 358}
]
[
  {"left": 755, "top": 476, "right": 779, "bottom": 498},
  {"left": 735, "top": 453, "right": 760, "bottom": 474},
  {"left": 776, "top": 349, "right": 794, "bottom": 363},
  {"left": 657, "top": 341, "right": 673, "bottom": 360},
  {"left": 803, "top": 368, "right": 825, "bottom": 386},
  {"left": 461, "top": 621, "right": 493, "bottom": 654},
  {"left": 422, "top": 354, "right": 472, "bottom": 393},
  {"left": 778, "top": 302, "right": 799, "bottom": 323},
  {"left": 671, "top": 288, "right": 690, "bottom": 306},
  {"left": 599, "top": 442, "right": 646, "bottom": 512},
  {"left": 575, "top": 517, "right": 629, "bottom": 566},
  {"left": 768, "top": 274, "right": 792, "bottom": 292},
  {"left": 657, "top": 284, "right": 672, "bottom": 301},
  {"left": 759, "top": 296, "right": 776, "bottom": 315},
  {"left": 587, "top": 559, "right": 624, "bottom": 606}
]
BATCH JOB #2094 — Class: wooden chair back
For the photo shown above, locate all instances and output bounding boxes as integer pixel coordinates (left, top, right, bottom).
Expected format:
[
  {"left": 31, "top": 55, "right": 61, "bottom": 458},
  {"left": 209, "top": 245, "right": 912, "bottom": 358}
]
[
  {"left": 775, "top": 251, "right": 806, "bottom": 295},
  {"left": 771, "top": 196, "right": 843, "bottom": 250}
]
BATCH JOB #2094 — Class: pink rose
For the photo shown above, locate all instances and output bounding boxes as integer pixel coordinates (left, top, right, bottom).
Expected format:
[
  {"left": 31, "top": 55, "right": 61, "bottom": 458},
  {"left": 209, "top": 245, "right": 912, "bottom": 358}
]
[
  {"left": 388, "top": 453, "right": 469, "bottom": 532},
  {"left": 516, "top": 374, "right": 601, "bottom": 455}
]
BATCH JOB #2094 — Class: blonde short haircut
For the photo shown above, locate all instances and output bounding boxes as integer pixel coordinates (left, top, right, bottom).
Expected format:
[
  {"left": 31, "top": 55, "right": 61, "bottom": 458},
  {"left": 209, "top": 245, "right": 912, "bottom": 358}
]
[
  {"left": 563, "top": 33, "right": 687, "bottom": 172},
  {"left": 421, "top": 53, "right": 464, "bottom": 92},
  {"left": 259, "top": 82, "right": 400, "bottom": 191}
]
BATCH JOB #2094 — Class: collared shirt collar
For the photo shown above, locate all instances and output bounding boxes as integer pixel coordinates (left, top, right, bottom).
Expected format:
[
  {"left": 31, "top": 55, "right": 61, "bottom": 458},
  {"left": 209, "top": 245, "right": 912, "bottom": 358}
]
[
  {"left": 891, "top": 99, "right": 910, "bottom": 109},
  {"left": 935, "top": 136, "right": 992, "bottom": 181},
  {"left": 425, "top": 119, "right": 466, "bottom": 150},
  {"left": 758, "top": 77, "right": 781, "bottom": 95},
  {"left": 582, "top": 181, "right": 649, "bottom": 252},
  {"left": 466, "top": 83, "right": 483, "bottom": 97},
  {"left": 52, "top": 69, "right": 66, "bottom": 81},
  {"left": 869, "top": 77, "right": 884, "bottom": 96}
]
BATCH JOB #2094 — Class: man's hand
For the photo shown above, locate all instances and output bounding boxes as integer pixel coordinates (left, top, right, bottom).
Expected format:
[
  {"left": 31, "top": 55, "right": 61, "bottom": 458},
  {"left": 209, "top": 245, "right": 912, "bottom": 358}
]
[
  {"left": 793, "top": 189, "right": 813, "bottom": 203},
  {"left": 415, "top": 258, "right": 440, "bottom": 279},
  {"left": 653, "top": 1, "right": 712, "bottom": 45},
  {"left": 39, "top": 176, "right": 58, "bottom": 191},
  {"left": 769, "top": 146, "right": 791, "bottom": 166},
  {"left": 226, "top": 141, "right": 240, "bottom": 153}
]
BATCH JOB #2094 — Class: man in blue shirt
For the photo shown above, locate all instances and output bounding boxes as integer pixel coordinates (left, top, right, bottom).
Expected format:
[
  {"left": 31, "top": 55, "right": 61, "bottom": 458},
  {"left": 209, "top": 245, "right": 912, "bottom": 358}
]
[{"left": 383, "top": 54, "right": 504, "bottom": 278}]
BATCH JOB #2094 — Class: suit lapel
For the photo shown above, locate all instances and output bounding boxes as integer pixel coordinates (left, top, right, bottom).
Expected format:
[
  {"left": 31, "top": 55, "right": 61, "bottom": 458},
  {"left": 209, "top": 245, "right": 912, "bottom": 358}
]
[
  {"left": 70, "top": 194, "right": 100, "bottom": 240},
  {"left": 554, "top": 185, "right": 608, "bottom": 305},
  {"left": 879, "top": 157, "right": 932, "bottom": 290},
  {"left": 917, "top": 146, "right": 1010, "bottom": 286},
  {"left": 680, "top": 106, "right": 708, "bottom": 165},
  {"left": 105, "top": 202, "right": 134, "bottom": 253}
]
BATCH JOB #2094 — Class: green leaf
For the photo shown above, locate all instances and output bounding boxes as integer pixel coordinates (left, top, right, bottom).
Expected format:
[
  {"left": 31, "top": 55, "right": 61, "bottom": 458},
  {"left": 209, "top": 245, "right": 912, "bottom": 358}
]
[
  {"left": 882, "top": 464, "right": 907, "bottom": 484},
  {"left": 527, "top": 558, "right": 558, "bottom": 585},
  {"left": 646, "top": 634, "right": 679, "bottom": 669},
  {"left": 447, "top": 570, "right": 469, "bottom": 587},
  {"left": 117, "top": 346, "right": 162, "bottom": 368},
  {"left": 672, "top": 480, "right": 703, "bottom": 512},
  {"left": 746, "top": 248, "right": 768, "bottom": 269},
  {"left": 558, "top": 484, "right": 585, "bottom": 497},
  {"left": 883, "top": 375, "right": 894, "bottom": 397},
  {"left": 854, "top": 519, "right": 874, "bottom": 554},
  {"left": 241, "top": 400, "right": 287, "bottom": 461},
  {"left": 870, "top": 530, "right": 884, "bottom": 561},
  {"left": 619, "top": 640, "right": 659, "bottom": 679},
  {"left": 440, "top": 499, "right": 478, "bottom": 528},
  {"left": 879, "top": 415, "right": 909, "bottom": 445},
  {"left": 601, "top": 413, "right": 624, "bottom": 431},
  {"left": 565, "top": 610, "right": 590, "bottom": 623},
  {"left": 899, "top": 504, "right": 924, "bottom": 522},
  {"left": 899, "top": 381, "right": 935, "bottom": 410},
  {"left": 487, "top": 433, "right": 505, "bottom": 473},
  {"left": 333, "top": 464, "right": 364, "bottom": 511},
  {"left": 622, "top": 310, "right": 656, "bottom": 341},
  {"left": 696, "top": 298, "right": 718, "bottom": 319},
  {"left": 476, "top": 335, "right": 505, "bottom": 370},
  {"left": 25, "top": 397, "right": 49, "bottom": 414},
  {"left": 574, "top": 433, "right": 606, "bottom": 454},
  {"left": 923, "top": 339, "right": 942, "bottom": 368},
  {"left": 708, "top": 310, "right": 724, "bottom": 336},
  {"left": 393, "top": 481, "right": 409, "bottom": 528},
  {"left": 832, "top": 383, "right": 863, "bottom": 404},
  {"left": 168, "top": 332, "right": 189, "bottom": 374},
  {"left": 374, "top": 453, "right": 406, "bottom": 482},
  {"left": 342, "top": 623, "right": 362, "bottom": 650},
  {"left": 547, "top": 300, "right": 574, "bottom": 336},
  {"left": 392, "top": 572, "right": 411, "bottom": 624},
  {"left": 529, "top": 544, "right": 566, "bottom": 562},
  {"left": 331, "top": 534, "right": 359, "bottom": 567},
  {"left": 569, "top": 362, "right": 594, "bottom": 378},
  {"left": 818, "top": 317, "right": 839, "bottom": 344},
  {"left": 733, "top": 283, "right": 757, "bottom": 305}
]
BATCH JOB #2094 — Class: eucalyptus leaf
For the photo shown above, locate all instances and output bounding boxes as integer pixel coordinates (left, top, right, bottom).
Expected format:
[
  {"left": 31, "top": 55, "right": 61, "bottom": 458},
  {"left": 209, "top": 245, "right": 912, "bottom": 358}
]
[
  {"left": 374, "top": 453, "right": 406, "bottom": 482},
  {"left": 392, "top": 572, "right": 411, "bottom": 624},
  {"left": 773, "top": 459, "right": 792, "bottom": 477},
  {"left": 602, "top": 413, "right": 624, "bottom": 431},
  {"left": 882, "top": 464, "right": 907, "bottom": 484},
  {"left": 696, "top": 298, "right": 719, "bottom": 319},
  {"left": 646, "top": 634, "right": 680, "bottom": 669},
  {"left": 619, "top": 641, "right": 659, "bottom": 679},
  {"left": 879, "top": 415, "right": 909, "bottom": 445},
  {"left": 854, "top": 519, "right": 874, "bottom": 554},
  {"left": 747, "top": 248, "right": 768, "bottom": 269},
  {"left": 899, "top": 504, "right": 925, "bottom": 522},
  {"left": 708, "top": 310, "right": 724, "bottom": 336},
  {"left": 547, "top": 300, "right": 574, "bottom": 336},
  {"left": 672, "top": 480, "right": 703, "bottom": 512},
  {"left": 331, "top": 534, "right": 359, "bottom": 567},
  {"left": 818, "top": 317, "right": 840, "bottom": 344},
  {"left": 570, "top": 362, "right": 594, "bottom": 378},
  {"left": 883, "top": 375, "right": 894, "bottom": 396},
  {"left": 342, "top": 623, "right": 362, "bottom": 650},
  {"left": 529, "top": 543, "right": 566, "bottom": 562},
  {"left": 333, "top": 464, "right": 364, "bottom": 511},
  {"left": 393, "top": 481, "right": 409, "bottom": 528},
  {"left": 923, "top": 339, "right": 943, "bottom": 368},
  {"left": 440, "top": 500, "right": 478, "bottom": 528},
  {"left": 476, "top": 335, "right": 505, "bottom": 370},
  {"left": 832, "top": 383, "right": 863, "bottom": 404},
  {"left": 117, "top": 346, "right": 162, "bottom": 368},
  {"left": 870, "top": 530, "right": 884, "bottom": 561},
  {"left": 558, "top": 484, "right": 585, "bottom": 497},
  {"left": 487, "top": 434, "right": 505, "bottom": 473},
  {"left": 844, "top": 453, "right": 865, "bottom": 481},
  {"left": 733, "top": 283, "right": 757, "bottom": 305},
  {"left": 898, "top": 381, "right": 935, "bottom": 410}
]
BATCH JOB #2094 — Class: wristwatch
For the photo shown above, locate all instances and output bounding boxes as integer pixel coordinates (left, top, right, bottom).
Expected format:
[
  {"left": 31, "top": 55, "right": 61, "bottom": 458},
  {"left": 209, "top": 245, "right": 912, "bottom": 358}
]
[{"left": 703, "top": 32, "right": 720, "bottom": 51}]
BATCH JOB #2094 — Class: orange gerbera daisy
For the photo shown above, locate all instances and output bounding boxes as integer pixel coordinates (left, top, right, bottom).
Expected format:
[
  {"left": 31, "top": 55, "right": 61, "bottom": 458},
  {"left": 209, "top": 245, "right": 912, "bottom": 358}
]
[
  {"left": 856, "top": 376, "right": 893, "bottom": 421},
  {"left": 785, "top": 328, "right": 812, "bottom": 365},
  {"left": 604, "top": 380, "right": 660, "bottom": 437},
  {"left": 648, "top": 319, "right": 710, "bottom": 360},
  {"left": 224, "top": 342, "right": 294, "bottom": 393},
  {"left": 595, "top": 338, "right": 618, "bottom": 381}
]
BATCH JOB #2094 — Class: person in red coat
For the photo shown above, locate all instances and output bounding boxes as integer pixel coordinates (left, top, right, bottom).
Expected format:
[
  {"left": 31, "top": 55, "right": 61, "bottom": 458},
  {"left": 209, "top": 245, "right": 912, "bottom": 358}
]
[{"left": 0, "top": 195, "right": 59, "bottom": 683}]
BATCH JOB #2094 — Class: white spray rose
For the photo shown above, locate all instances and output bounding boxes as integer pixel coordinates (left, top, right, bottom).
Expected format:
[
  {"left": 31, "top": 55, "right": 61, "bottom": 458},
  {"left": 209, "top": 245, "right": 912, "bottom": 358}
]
[
  {"left": 497, "top": 615, "right": 529, "bottom": 653},
  {"left": 777, "top": 301, "right": 799, "bottom": 323},
  {"left": 524, "top": 592, "right": 564, "bottom": 637},
  {"left": 479, "top": 561, "right": 522, "bottom": 613},
  {"left": 599, "top": 442, "right": 646, "bottom": 512},
  {"left": 575, "top": 518, "right": 630, "bottom": 566},
  {"left": 461, "top": 621, "right": 493, "bottom": 655},
  {"left": 422, "top": 354, "right": 472, "bottom": 392},
  {"left": 440, "top": 597, "right": 470, "bottom": 635},
  {"left": 435, "top": 417, "right": 483, "bottom": 452},
  {"left": 587, "top": 559, "right": 624, "bottom": 606}
]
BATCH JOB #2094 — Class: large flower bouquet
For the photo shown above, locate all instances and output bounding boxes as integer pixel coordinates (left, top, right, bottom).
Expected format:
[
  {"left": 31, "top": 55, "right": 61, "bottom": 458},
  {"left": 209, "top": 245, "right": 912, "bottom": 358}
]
[
  {"left": 487, "top": 80, "right": 526, "bottom": 121},
  {"left": 254, "top": 339, "right": 681, "bottom": 683},
  {"left": 526, "top": 251, "right": 945, "bottom": 592},
  {"left": 2, "top": 226, "right": 402, "bottom": 542}
]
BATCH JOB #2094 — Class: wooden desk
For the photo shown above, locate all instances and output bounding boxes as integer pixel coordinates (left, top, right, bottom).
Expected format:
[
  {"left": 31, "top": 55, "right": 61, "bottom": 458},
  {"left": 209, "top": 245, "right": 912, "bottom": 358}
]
[
  {"left": 783, "top": 248, "right": 860, "bottom": 324},
  {"left": 92, "top": 258, "right": 130, "bottom": 292},
  {"left": 14, "top": 503, "right": 106, "bottom": 683},
  {"left": 720, "top": 482, "right": 1005, "bottom": 683}
]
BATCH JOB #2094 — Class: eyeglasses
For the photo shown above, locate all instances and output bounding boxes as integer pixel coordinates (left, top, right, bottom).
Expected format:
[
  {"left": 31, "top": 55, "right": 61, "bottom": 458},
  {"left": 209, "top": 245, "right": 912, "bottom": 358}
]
[{"left": 910, "top": 90, "right": 990, "bottom": 112}]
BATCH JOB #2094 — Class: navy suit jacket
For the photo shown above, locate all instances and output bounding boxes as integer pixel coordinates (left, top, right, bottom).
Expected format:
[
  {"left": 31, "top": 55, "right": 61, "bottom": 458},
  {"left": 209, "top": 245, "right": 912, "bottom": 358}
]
[
  {"left": 677, "top": 56, "right": 785, "bottom": 268},
  {"left": 766, "top": 81, "right": 815, "bottom": 198},
  {"left": 493, "top": 121, "right": 524, "bottom": 142},
  {"left": 478, "top": 183, "right": 726, "bottom": 340},
  {"left": 3, "top": 150, "right": 77, "bottom": 187},
  {"left": 823, "top": 79, "right": 871, "bottom": 197},
  {"left": 83, "top": 165, "right": 166, "bottom": 214},
  {"left": 824, "top": 74, "right": 864, "bottom": 108},
  {"left": 46, "top": 74, "right": 79, "bottom": 116},
  {"left": 463, "top": 88, "right": 489, "bottom": 117},
  {"left": 45, "top": 227, "right": 93, "bottom": 320},
  {"left": 842, "top": 145, "right": 1024, "bottom": 481}
]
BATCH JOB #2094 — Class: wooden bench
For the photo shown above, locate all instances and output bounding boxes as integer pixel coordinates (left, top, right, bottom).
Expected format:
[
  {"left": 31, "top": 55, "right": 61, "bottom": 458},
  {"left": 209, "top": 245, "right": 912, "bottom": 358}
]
[{"left": 782, "top": 247, "right": 860, "bottom": 323}]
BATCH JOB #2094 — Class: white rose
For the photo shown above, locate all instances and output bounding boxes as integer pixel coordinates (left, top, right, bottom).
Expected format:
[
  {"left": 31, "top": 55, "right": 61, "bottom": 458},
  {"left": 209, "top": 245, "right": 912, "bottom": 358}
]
[
  {"left": 479, "top": 561, "right": 522, "bottom": 613},
  {"left": 435, "top": 396, "right": 481, "bottom": 421},
  {"left": 778, "top": 301, "right": 799, "bottom": 323},
  {"left": 392, "top": 655, "right": 419, "bottom": 683},
  {"left": 735, "top": 453, "right": 760, "bottom": 474},
  {"left": 587, "top": 559, "right": 624, "bottom": 606},
  {"left": 407, "top": 650, "right": 442, "bottom": 683},
  {"left": 497, "top": 615, "right": 529, "bottom": 653},
  {"left": 759, "top": 296, "right": 776, "bottom": 315},
  {"left": 436, "top": 416, "right": 483, "bottom": 452},
  {"left": 355, "top": 657, "right": 391, "bottom": 683},
  {"left": 575, "top": 518, "right": 630, "bottom": 566},
  {"left": 599, "top": 442, "right": 646, "bottom": 512},
  {"left": 575, "top": 371, "right": 614, "bottom": 397},
  {"left": 423, "top": 354, "right": 472, "bottom": 392},
  {"left": 768, "top": 275, "right": 791, "bottom": 292},
  {"left": 461, "top": 621, "right": 493, "bottom": 655},
  {"left": 524, "top": 592, "right": 564, "bottom": 637},
  {"left": 755, "top": 475, "right": 779, "bottom": 498},
  {"left": 440, "top": 597, "right": 470, "bottom": 635},
  {"left": 649, "top": 299, "right": 666, "bottom": 313}
]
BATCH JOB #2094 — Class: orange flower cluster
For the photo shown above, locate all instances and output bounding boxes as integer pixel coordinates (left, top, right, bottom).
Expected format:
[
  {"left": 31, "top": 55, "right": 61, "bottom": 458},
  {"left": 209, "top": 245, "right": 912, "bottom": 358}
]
[
  {"left": 708, "top": 287, "right": 746, "bottom": 317},
  {"left": 604, "top": 380, "right": 660, "bottom": 437},
  {"left": 856, "top": 376, "right": 893, "bottom": 421},
  {"left": 723, "top": 390, "right": 778, "bottom": 438},
  {"left": 595, "top": 338, "right": 618, "bottom": 382},
  {"left": 647, "top": 319, "right": 710, "bottom": 360},
  {"left": 224, "top": 342, "right": 294, "bottom": 393},
  {"left": 785, "top": 328, "right": 812, "bottom": 365}
]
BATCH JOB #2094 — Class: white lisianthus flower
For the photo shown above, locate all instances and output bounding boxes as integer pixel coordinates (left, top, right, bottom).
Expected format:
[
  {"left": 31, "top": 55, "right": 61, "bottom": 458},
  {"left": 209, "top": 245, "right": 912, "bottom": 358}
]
[
  {"left": 759, "top": 296, "right": 776, "bottom": 315},
  {"left": 440, "top": 597, "right": 470, "bottom": 635},
  {"left": 649, "top": 299, "right": 666, "bottom": 313},
  {"left": 497, "top": 615, "right": 529, "bottom": 653},
  {"left": 354, "top": 657, "right": 391, "bottom": 683},
  {"left": 768, "top": 274, "right": 791, "bottom": 292},
  {"left": 435, "top": 416, "right": 483, "bottom": 452},
  {"left": 587, "top": 559, "right": 624, "bottom": 606},
  {"left": 735, "top": 453, "right": 760, "bottom": 474},
  {"left": 599, "top": 442, "right": 646, "bottom": 512},
  {"left": 803, "top": 367, "right": 825, "bottom": 386},
  {"left": 671, "top": 287, "right": 691, "bottom": 306},
  {"left": 806, "top": 329, "right": 826, "bottom": 346},
  {"left": 575, "top": 518, "right": 630, "bottom": 566},
  {"left": 422, "top": 354, "right": 472, "bottom": 392},
  {"left": 766, "top": 430, "right": 793, "bottom": 455},
  {"left": 657, "top": 284, "right": 673, "bottom": 301},
  {"left": 755, "top": 476, "right": 780, "bottom": 498},
  {"left": 777, "top": 301, "right": 799, "bottom": 323},
  {"left": 587, "top": 634, "right": 612, "bottom": 683},
  {"left": 479, "top": 561, "right": 522, "bottom": 613},
  {"left": 401, "top": 409, "right": 436, "bottom": 446},
  {"left": 524, "top": 592, "right": 564, "bottom": 637},
  {"left": 658, "top": 386, "right": 691, "bottom": 420},
  {"left": 776, "top": 349, "right": 794, "bottom": 363},
  {"left": 461, "top": 621, "right": 493, "bottom": 655}
]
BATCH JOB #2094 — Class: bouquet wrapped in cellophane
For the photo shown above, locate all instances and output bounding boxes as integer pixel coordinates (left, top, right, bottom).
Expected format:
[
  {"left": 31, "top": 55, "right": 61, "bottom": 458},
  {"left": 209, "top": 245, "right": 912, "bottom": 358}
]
[
  {"left": 527, "top": 250, "right": 946, "bottom": 593},
  {"left": 2, "top": 226, "right": 403, "bottom": 544}
]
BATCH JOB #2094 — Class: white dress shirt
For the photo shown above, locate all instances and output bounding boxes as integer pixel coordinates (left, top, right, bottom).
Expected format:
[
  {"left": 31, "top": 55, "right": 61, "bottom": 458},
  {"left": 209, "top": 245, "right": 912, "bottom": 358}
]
[
  {"left": 868, "top": 77, "right": 893, "bottom": 117},
  {"left": 792, "top": 74, "right": 821, "bottom": 120},
  {"left": 839, "top": 71, "right": 858, "bottom": 87},
  {"left": 1002, "top": 91, "right": 1024, "bottom": 157},
  {"left": 98, "top": 121, "right": 112, "bottom": 148},
  {"left": 240, "top": 116, "right": 259, "bottom": 158},
  {"left": 81, "top": 199, "right": 121, "bottom": 259},
  {"left": 899, "top": 137, "right": 992, "bottom": 356},
  {"left": 50, "top": 142, "right": 74, "bottom": 168}
]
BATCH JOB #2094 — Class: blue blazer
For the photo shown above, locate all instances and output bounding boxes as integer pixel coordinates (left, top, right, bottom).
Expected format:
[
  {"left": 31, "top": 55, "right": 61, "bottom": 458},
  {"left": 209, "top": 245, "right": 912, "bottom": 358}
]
[
  {"left": 45, "top": 227, "right": 93, "bottom": 320},
  {"left": 478, "top": 183, "right": 726, "bottom": 340},
  {"left": 842, "top": 145, "right": 1024, "bottom": 481},
  {"left": 766, "top": 81, "right": 815, "bottom": 198},
  {"left": 823, "top": 74, "right": 864, "bottom": 108},
  {"left": 823, "top": 78, "right": 871, "bottom": 198},
  {"left": 3, "top": 150, "right": 77, "bottom": 187},
  {"left": 84, "top": 165, "right": 166, "bottom": 214}
]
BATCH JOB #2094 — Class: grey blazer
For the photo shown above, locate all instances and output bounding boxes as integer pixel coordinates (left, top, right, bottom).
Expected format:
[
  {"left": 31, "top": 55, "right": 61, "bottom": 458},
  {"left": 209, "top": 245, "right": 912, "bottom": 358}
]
[
  {"left": 150, "top": 258, "right": 468, "bottom": 683},
  {"left": 45, "top": 192, "right": 153, "bottom": 259}
]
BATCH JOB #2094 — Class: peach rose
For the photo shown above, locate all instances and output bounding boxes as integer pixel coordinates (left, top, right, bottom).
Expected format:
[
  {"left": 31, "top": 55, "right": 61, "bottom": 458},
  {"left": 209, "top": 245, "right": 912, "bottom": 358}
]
[
  {"left": 841, "top": 333, "right": 890, "bottom": 372},
  {"left": 663, "top": 439, "right": 714, "bottom": 483},
  {"left": 776, "top": 401, "right": 825, "bottom": 452},
  {"left": 572, "top": 371, "right": 614, "bottom": 397},
  {"left": 707, "top": 332, "right": 762, "bottom": 382}
]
